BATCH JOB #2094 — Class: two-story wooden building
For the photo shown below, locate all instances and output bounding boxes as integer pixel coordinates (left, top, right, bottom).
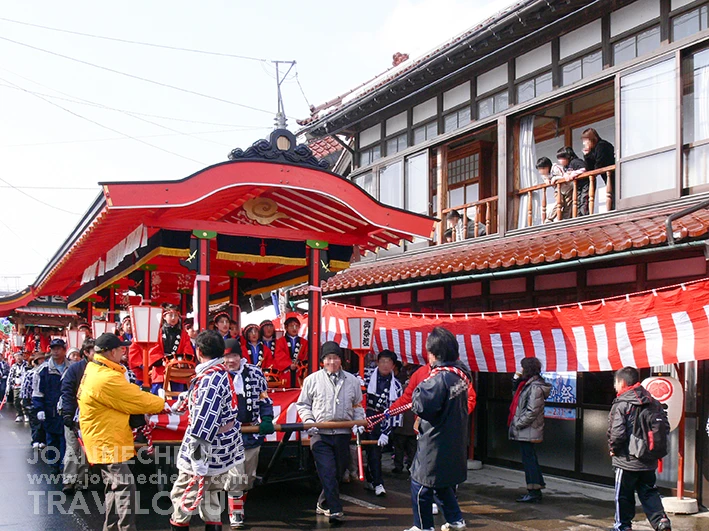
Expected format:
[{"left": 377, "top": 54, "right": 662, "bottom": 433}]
[{"left": 296, "top": 0, "right": 709, "bottom": 503}]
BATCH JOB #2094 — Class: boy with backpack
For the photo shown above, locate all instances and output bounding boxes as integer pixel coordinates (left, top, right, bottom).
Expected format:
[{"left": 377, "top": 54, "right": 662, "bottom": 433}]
[{"left": 607, "top": 366, "right": 671, "bottom": 531}]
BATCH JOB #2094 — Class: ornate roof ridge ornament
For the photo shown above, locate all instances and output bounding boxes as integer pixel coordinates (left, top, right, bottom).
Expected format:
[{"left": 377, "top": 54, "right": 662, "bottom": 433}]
[{"left": 227, "top": 129, "right": 330, "bottom": 170}]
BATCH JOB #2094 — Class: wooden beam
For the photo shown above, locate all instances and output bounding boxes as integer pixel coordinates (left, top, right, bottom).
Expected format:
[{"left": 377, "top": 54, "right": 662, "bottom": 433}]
[{"left": 436, "top": 145, "right": 449, "bottom": 244}]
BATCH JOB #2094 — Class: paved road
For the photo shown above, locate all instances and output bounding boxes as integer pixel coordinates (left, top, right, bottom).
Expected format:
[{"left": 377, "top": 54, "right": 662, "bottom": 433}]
[{"left": 2, "top": 404, "right": 709, "bottom": 530}]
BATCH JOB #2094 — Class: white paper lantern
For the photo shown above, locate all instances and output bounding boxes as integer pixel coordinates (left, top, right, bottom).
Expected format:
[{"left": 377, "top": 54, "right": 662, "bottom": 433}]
[
  {"left": 129, "top": 306, "right": 163, "bottom": 344},
  {"left": 642, "top": 376, "right": 684, "bottom": 432},
  {"left": 92, "top": 320, "right": 117, "bottom": 337},
  {"left": 347, "top": 317, "right": 376, "bottom": 350}
]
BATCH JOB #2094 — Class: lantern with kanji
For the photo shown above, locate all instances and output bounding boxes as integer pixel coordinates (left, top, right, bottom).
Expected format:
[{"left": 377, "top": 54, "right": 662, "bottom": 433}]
[{"left": 129, "top": 305, "right": 163, "bottom": 389}]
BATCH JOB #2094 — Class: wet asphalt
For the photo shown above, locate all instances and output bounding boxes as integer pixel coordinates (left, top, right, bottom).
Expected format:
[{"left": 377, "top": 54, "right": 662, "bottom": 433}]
[{"left": 2, "top": 403, "right": 709, "bottom": 531}]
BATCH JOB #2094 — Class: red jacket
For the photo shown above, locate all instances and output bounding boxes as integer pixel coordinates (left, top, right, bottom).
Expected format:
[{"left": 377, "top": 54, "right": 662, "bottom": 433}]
[
  {"left": 391, "top": 364, "right": 476, "bottom": 414},
  {"left": 145, "top": 328, "right": 194, "bottom": 384},
  {"left": 273, "top": 335, "right": 309, "bottom": 372},
  {"left": 25, "top": 334, "right": 49, "bottom": 353},
  {"left": 241, "top": 341, "right": 276, "bottom": 369}
]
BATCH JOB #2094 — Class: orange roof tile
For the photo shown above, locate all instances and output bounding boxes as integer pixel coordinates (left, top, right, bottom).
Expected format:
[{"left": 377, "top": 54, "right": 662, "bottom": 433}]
[{"left": 293, "top": 204, "right": 709, "bottom": 296}]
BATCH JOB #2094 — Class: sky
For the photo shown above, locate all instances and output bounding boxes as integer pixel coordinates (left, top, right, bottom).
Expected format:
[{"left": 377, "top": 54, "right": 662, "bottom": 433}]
[{"left": 0, "top": 0, "right": 510, "bottom": 294}]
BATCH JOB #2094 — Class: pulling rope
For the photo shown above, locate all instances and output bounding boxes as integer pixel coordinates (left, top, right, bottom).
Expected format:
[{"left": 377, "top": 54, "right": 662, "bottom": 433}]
[{"left": 179, "top": 474, "right": 206, "bottom": 513}]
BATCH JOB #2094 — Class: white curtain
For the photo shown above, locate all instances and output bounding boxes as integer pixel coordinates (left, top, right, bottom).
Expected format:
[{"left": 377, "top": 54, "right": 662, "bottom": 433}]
[
  {"left": 517, "top": 116, "right": 541, "bottom": 228},
  {"left": 696, "top": 55, "right": 709, "bottom": 142}
]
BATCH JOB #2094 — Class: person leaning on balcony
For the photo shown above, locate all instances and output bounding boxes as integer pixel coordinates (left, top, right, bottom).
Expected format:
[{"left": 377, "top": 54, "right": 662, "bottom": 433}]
[
  {"left": 445, "top": 210, "right": 486, "bottom": 241},
  {"left": 581, "top": 128, "right": 615, "bottom": 209},
  {"left": 536, "top": 157, "right": 570, "bottom": 222},
  {"left": 555, "top": 147, "right": 588, "bottom": 217}
]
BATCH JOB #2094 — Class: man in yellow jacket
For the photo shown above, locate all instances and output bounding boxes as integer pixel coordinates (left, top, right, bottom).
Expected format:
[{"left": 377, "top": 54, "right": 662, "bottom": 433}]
[{"left": 78, "top": 333, "right": 166, "bottom": 531}]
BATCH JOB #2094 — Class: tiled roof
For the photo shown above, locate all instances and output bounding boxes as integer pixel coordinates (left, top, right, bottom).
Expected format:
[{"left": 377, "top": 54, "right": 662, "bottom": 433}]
[
  {"left": 297, "top": 1, "right": 530, "bottom": 127},
  {"left": 293, "top": 204, "right": 709, "bottom": 296},
  {"left": 308, "top": 136, "right": 344, "bottom": 159}
]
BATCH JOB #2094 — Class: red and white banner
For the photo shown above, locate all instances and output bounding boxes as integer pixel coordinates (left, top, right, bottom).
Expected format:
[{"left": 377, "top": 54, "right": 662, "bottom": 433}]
[{"left": 319, "top": 278, "right": 709, "bottom": 373}]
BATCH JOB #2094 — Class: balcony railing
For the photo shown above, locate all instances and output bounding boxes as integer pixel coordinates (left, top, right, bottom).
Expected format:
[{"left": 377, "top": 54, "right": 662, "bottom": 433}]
[
  {"left": 516, "top": 165, "right": 615, "bottom": 227},
  {"left": 439, "top": 196, "right": 498, "bottom": 244}
]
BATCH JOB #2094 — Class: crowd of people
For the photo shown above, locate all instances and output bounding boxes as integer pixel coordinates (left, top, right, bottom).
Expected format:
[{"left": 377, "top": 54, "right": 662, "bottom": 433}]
[{"left": 1, "top": 312, "right": 675, "bottom": 531}]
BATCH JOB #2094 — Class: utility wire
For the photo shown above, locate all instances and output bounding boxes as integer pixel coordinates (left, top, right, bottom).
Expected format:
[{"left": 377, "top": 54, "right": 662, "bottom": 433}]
[
  {"left": 0, "top": 35, "right": 274, "bottom": 114},
  {"left": 0, "top": 175, "right": 81, "bottom": 216},
  {"left": 0, "top": 217, "right": 47, "bottom": 259},
  {"left": 295, "top": 68, "right": 312, "bottom": 109},
  {"left": 0, "top": 76, "right": 207, "bottom": 166},
  {"left": 0, "top": 185, "right": 95, "bottom": 190},
  {"left": 0, "top": 16, "right": 293, "bottom": 63}
]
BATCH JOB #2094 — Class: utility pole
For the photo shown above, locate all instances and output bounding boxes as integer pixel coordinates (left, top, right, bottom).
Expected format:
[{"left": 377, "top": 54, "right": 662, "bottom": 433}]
[{"left": 272, "top": 60, "right": 296, "bottom": 130}]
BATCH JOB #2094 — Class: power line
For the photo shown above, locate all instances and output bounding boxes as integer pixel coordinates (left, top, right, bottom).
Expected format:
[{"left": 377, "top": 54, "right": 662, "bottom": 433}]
[
  {"left": 0, "top": 174, "right": 80, "bottom": 216},
  {"left": 0, "top": 16, "right": 294, "bottom": 63},
  {"left": 0, "top": 76, "right": 207, "bottom": 166},
  {"left": 0, "top": 217, "right": 48, "bottom": 260},
  {"left": 0, "top": 185, "right": 95, "bottom": 190},
  {"left": 2, "top": 128, "right": 266, "bottom": 148},
  {"left": 0, "top": 35, "right": 274, "bottom": 115},
  {"left": 295, "top": 68, "right": 313, "bottom": 110}
]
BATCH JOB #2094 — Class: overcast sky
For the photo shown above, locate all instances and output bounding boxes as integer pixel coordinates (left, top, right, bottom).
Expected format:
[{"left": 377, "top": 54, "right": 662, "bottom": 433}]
[{"left": 0, "top": 0, "right": 509, "bottom": 293}]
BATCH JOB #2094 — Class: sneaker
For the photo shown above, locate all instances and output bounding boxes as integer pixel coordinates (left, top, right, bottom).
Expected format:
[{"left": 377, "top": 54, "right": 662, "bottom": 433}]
[
  {"left": 229, "top": 512, "right": 245, "bottom": 529},
  {"left": 23, "top": 415, "right": 29, "bottom": 422},
  {"left": 364, "top": 481, "right": 375, "bottom": 492},
  {"left": 32, "top": 442, "right": 40, "bottom": 449},
  {"left": 14, "top": 416, "right": 22, "bottom": 422},
  {"left": 657, "top": 518, "right": 672, "bottom": 531},
  {"left": 403, "top": 527, "right": 434, "bottom": 531},
  {"left": 329, "top": 512, "right": 345, "bottom": 524},
  {"left": 516, "top": 491, "right": 542, "bottom": 503},
  {"left": 432, "top": 503, "right": 439, "bottom": 515},
  {"left": 441, "top": 521, "right": 467, "bottom": 531},
  {"left": 316, "top": 503, "right": 331, "bottom": 516},
  {"left": 374, "top": 484, "right": 386, "bottom": 496},
  {"left": 39, "top": 443, "right": 46, "bottom": 449}
]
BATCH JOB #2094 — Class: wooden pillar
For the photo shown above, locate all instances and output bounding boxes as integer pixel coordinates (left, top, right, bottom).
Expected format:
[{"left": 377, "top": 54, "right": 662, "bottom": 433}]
[
  {"left": 228, "top": 272, "right": 241, "bottom": 331},
  {"left": 180, "top": 292, "right": 188, "bottom": 317},
  {"left": 193, "top": 230, "right": 216, "bottom": 332},
  {"left": 142, "top": 267, "right": 152, "bottom": 301},
  {"left": 307, "top": 240, "right": 327, "bottom": 374},
  {"left": 86, "top": 300, "right": 94, "bottom": 323},
  {"left": 436, "top": 146, "right": 449, "bottom": 244},
  {"left": 497, "top": 115, "right": 508, "bottom": 237}
]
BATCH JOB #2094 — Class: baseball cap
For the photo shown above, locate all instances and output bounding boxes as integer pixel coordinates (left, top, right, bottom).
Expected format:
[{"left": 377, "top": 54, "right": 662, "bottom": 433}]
[
  {"left": 95, "top": 333, "right": 132, "bottom": 352},
  {"left": 49, "top": 338, "right": 67, "bottom": 349}
]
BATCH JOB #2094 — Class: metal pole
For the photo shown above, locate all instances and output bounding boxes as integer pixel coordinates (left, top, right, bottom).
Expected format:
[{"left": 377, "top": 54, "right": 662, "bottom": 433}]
[
  {"left": 307, "top": 243, "right": 325, "bottom": 374},
  {"left": 676, "top": 363, "right": 686, "bottom": 499}
]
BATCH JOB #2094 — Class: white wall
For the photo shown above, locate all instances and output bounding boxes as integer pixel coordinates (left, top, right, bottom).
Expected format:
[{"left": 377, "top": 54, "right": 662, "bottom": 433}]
[
  {"left": 477, "top": 64, "right": 508, "bottom": 95},
  {"left": 560, "top": 20, "right": 602, "bottom": 59},
  {"left": 516, "top": 42, "right": 552, "bottom": 78},
  {"left": 611, "top": 0, "right": 660, "bottom": 37},
  {"left": 671, "top": 0, "right": 695, "bottom": 11},
  {"left": 443, "top": 81, "right": 471, "bottom": 111},
  {"left": 386, "top": 112, "right": 407, "bottom": 135},
  {"left": 413, "top": 97, "right": 437, "bottom": 124},
  {"left": 359, "top": 124, "right": 381, "bottom": 147}
]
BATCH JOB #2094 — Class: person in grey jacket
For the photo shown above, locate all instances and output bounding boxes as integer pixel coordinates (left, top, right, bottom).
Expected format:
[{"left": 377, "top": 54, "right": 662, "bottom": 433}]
[
  {"left": 608, "top": 367, "right": 671, "bottom": 531},
  {"left": 296, "top": 341, "right": 364, "bottom": 525},
  {"left": 407, "top": 327, "right": 471, "bottom": 531},
  {"left": 508, "top": 357, "right": 550, "bottom": 503}
]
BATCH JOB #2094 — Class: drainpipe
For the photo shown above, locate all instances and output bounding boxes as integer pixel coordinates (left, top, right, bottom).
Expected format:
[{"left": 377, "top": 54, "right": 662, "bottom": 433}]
[
  {"left": 321, "top": 240, "right": 707, "bottom": 299},
  {"left": 665, "top": 199, "right": 709, "bottom": 245}
]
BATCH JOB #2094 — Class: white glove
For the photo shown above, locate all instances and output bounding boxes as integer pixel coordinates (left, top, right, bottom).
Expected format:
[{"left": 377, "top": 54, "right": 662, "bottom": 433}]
[
  {"left": 352, "top": 425, "right": 364, "bottom": 436},
  {"left": 191, "top": 459, "right": 208, "bottom": 477},
  {"left": 307, "top": 427, "right": 319, "bottom": 437},
  {"left": 157, "top": 387, "right": 166, "bottom": 399},
  {"left": 37, "top": 411, "right": 45, "bottom": 422},
  {"left": 377, "top": 433, "right": 389, "bottom": 447}
]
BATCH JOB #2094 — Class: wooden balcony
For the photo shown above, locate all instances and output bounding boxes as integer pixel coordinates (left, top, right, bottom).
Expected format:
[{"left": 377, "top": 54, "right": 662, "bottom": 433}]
[{"left": 438, "top": 196, "right": 498, "bottom": 244}]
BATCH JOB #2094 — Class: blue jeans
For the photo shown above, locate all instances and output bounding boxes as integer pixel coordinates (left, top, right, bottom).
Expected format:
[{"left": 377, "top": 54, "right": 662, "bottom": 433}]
[
  {"left": 151, "top": 382, "right": 187, "bottom": 394},
  {"left": 519, "top": 441, "right": 545, "bottom": 489},
  {"left": 45, "top": 429, "right": 66, "bottom": 471},
  {"left": 410, "top": 479, "right": 463, "bottom": 530},
  {"left": 311, "top": 434, "right": 350, "bottom": 514}
]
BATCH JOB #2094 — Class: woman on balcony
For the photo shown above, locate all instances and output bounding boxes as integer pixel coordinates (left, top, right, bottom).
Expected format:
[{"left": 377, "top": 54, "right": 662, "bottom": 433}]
[{"left": 556, "top": 147, "right": 587, "bottom": 217}]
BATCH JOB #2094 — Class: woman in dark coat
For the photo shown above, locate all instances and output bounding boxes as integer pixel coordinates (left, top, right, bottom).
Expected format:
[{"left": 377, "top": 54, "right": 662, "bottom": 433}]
[
  {"left": 407, "top": 327, "right": 472, "bottom": 531},
  {"left": 508, "top": 357, "right": 551, "bottom": 503}
]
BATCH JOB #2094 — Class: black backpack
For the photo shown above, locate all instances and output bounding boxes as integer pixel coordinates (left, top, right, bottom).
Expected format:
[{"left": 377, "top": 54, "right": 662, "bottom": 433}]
[{"left": 628, "top": 399, "right": 670, "bottom": 461}]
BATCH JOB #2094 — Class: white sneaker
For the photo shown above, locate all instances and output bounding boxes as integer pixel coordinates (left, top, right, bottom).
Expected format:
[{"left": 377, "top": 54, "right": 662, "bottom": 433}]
[
  {"left": 14, "top": 416, "right": 22, "bottom": 422},
  {"left": 432, "top": 503, "right": 439, "bottom": 515},
  {"left": 441, "top": 521, "right": 466, "bottom": 531},
  {"left": 374, "top": 484, "right": 386, "bottom": 496},
  {"left": 39, "top": 443, "right": 46, "bottom": 449},
  {"left": 23, "top": 415, "right": 29, "bottom": 422},
  {"left": 315, "top": 503, "right": 331, "bottom": 516},
  {"left": 403, "top": 527, "right": 434, "bottom": 531},
  {"left": 32, "top": 442, "right": 40, "bottom": 449},
  {"left": 229, "top": 512, "right": 245, "bottom": 528}
]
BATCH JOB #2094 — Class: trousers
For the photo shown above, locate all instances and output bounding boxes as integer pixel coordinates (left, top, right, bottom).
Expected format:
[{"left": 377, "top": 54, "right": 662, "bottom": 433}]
[
  {"left": 63, "top": 425, "right": 89, "bottom": 486},
  {"left": 23, "top": 399, "right": 45, "bottom": 444},
  {"left": 613, "top": 468, "right": 669, "bottom": 530},
  {"left": 519, "top": 441, "right": 545, "bottom": 489},
  {"left": 311, "top": 434, "right": 350, "bottom": 514},
  {"left": 170, "top": 470, "right": 228, "bottom": 526},
  {"left": 99, "top": 462, "right": 137, "bottom": 531},
  {"left": 12, "top": 388, "right": 24, "bottom": 416},
  {"left": 410, "top": 479, "right": 463, "bottom": 530},
  {"left": 392, "top": 433, "right": 417, "bottom": 470}
]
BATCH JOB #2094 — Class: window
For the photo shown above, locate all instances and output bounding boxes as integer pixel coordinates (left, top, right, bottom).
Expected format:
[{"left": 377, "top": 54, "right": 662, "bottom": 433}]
[
  {"left": 672, "top": 6, "right": 709, "bottom": 42},
  {"left": 443, "top": 107, "right": 471, "bottom": 133},
  {"left": 386, "top": 133, "right": 408, "bottom": 156},
  {"left": 353, "top": 172, "right": 376, "bottom": 198},
  {"left": 359, "top": 144, "right": 381, "bottom": 166},
  {"left": 619, "top": 58, "right": 677, "bottom": 199},
  {"left": 562, "top": 50, "right": 603, "bottom": 85},
  {"left": 413, "top": 121, "right": 437, "bottom": 145},
  {"left": 477, "top": 90, "right": 509, "bottom": 119},
  {"left": 379, "top": 161, "right": 404, "bottom": 208},
  {"left": 683, "top": 48, "right": 709, "bottom": 188},
  {"left": 613, "top": 26, "right": 661, "bottom": 65},
  {"left": 516, "top": 71, "right": 552, "bottom": 104},
  {"left": 448, "top": 153, "right": 479, "bottom": 186},
  {"left": 405, "top": 152, "right": 429, "bottom": 213}
]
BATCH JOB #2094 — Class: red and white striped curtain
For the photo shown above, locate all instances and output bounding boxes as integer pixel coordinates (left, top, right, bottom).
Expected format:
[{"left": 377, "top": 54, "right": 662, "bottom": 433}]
[{"left": 317, "top": 278, "right": 709, "bottom": 373}]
